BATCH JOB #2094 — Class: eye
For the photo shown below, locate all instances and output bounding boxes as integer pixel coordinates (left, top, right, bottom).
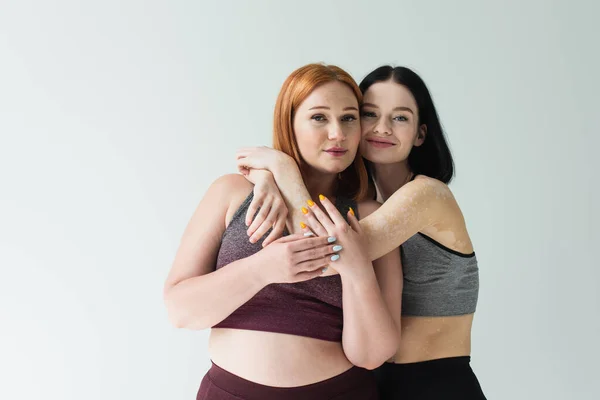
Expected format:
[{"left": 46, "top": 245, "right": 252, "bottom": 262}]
[
  {"left": 361, "top": 111, "right": 376, "bottom": 118},
  {"left": 393, "top": 115, "right": 408, "bottom": 122},
  {"left": 311, "top": 114, "right": 326, "bottom": 122},
  {"left": 341, "top": 114, "right": 357, "bottom": 122}
]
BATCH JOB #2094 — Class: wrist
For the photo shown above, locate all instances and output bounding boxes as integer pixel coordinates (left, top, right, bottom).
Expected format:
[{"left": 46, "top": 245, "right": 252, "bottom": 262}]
[
  {"left": 244, "top": 253, "right": 271, "bottom": 288},
  {"left": 248, "top": 169, "right": 272, "bottom": 184},
  {"left": 272, "top": 155, "right": 296, "bottom": 180},
  {"left": 339, "top": 261, "right": 377, "bottom": 284}
]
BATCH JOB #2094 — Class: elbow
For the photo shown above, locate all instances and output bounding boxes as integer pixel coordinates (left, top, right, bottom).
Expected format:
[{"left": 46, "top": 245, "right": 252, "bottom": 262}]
[
  {"left": 165, "top": 306, "right": 189, "bottom": 329},
  {"left": 167, "top": 311, "right": 187, "bottom": 329},
  {"left": 164, "top": 295, "right": 188, "bottom": 329},
  {"left": 350, "top": 356, "right": 385, "bottom": 371},
  {"left": 350, "top": 341, "right": 398, "bottom": 371},
  {"left": 353, "top": 360, "right": 382, "bottom": 371},
  {"left": 166, "top": 304, "right": 209, "bottom": 331},
  {"left": 163, "top": 290, "right": 208, "bottom": 330}
]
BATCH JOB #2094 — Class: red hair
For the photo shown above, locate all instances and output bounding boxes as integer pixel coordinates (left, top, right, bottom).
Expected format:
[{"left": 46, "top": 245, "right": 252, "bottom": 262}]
[{"left": 273, "top": 63, "right": 369, "bottom": 201}]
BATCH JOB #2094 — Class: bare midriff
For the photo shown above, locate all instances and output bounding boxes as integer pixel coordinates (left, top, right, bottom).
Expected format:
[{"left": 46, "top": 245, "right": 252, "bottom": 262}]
[{"left": 208, "top": 328, "right": 353, "bottom": 387}]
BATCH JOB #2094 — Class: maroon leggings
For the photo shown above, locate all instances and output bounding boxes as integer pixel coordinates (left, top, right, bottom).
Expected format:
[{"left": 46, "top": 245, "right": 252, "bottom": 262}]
[{"left": 196, "top": 362, "right": 378, "bottom": 400}]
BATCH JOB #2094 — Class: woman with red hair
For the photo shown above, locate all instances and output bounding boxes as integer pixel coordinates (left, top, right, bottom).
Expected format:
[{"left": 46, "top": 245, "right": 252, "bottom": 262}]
[{"left": 163, "top": 63, "right": 401, "bottom": 399}]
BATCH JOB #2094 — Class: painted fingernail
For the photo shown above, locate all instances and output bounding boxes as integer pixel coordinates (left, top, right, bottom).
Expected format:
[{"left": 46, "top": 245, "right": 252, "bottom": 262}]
[
  {"left": 349, "top": 207, "right": 355, "bottom": 217},
  {"left": 322, "top": 267, "right": 328, "bottom": 273},
  {"left": 319, "top": 194, "right": 326, "bottom": 201},
  {"left": 304, "top": 232, "right": 315, "bottom": 237},
  {"left": 307, "top": 199, "right": 315, "bottom": 207},
  {"left": 300, "top": 222, "right": 307, "bottom": 229},
  {"left": 327, "top": 236, "right": 336, "bottom": 243},
  {"left": 301, "top": 207, "right": 308, "bottom": 215},
  {"left": 332, "top": 245, "right": 343, "bottom": 252},
  {"left": 330, "top": 254, "right": 340, "bottom": 261}
]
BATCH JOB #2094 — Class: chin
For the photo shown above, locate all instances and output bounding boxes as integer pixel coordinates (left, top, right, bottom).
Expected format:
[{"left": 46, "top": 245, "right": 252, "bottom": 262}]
[
  {"left": 314, "top": 161, "right": 352, "bottom": 175},
  {"left": 361, "top": 150, "right": 401, "bottom": 165}
]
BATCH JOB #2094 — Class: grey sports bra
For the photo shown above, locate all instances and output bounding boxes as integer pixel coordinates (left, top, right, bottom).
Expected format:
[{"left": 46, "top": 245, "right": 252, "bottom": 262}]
[{"left": 400, "top": 232, "right": 479, "bottom": 316}]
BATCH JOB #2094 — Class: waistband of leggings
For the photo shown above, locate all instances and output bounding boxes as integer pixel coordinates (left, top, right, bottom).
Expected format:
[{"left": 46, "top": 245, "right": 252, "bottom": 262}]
[
  {"left": 207, "top": 361, "right": 373, "bottom": 399},
  {"left": 381, "top": 356, "right": 472, "bottom": 374}
]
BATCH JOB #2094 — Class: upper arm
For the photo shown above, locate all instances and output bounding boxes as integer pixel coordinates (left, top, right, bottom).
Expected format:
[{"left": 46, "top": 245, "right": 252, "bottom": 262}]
[
  {"left": 163, "top": 174, "right": 251, "bottom": 294},
  {"left": 359, "top": 177, "right": 453, "bottom": 260},
  {"left": 358, "top": 200, "right": 403, "bottom": 330}
]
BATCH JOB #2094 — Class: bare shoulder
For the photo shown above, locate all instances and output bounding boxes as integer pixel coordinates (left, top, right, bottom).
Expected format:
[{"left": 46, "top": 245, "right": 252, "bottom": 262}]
[
  {"left": 410, "top": 175, "right": 453, "bottom": 198},
  {"left": 209, "top": 173, "right": 253, "bottom": 193},
  {"left": 357, "top": 199, "right": 383, "bottom": 219},
  {"left": 208, "top": 174, "right": 254, "bottom": 225},
  {"left": 411, "top": 176, "right": 473, "bottom": 251},
  {"left": 391, "top": 175, "right": 459, "bottom": 211}
]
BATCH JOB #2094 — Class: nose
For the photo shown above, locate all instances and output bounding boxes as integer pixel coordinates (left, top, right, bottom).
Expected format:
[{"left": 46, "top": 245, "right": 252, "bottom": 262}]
[
  {"left": 373, "top": 119, "right": 391, "bottom": 136},
  {"left": 328, "top": 121, "right": 346, "bottom": 141}
]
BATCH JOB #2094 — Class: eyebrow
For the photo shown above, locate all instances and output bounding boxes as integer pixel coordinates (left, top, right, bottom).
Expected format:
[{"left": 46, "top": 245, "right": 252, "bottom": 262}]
[
  {"left": 308, "top": 106, "right": 359, "bottom": 111},
  {"left": 362, "top": 103, "right": 414, "bottom": 114}
]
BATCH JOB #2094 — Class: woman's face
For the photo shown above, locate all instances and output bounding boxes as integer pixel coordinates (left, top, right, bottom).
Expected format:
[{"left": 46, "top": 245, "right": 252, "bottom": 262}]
[
  {"left": 359, "top": 80, "right": 425, "bottom": 164},
  {"left": 293, "top": 81, "right": 361, "bottom": 174}
]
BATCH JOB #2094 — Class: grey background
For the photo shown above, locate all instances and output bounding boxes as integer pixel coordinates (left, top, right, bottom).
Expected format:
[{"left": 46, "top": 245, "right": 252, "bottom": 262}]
[{"left": 1, "top": 1, "right": 598, "bottom": 399}]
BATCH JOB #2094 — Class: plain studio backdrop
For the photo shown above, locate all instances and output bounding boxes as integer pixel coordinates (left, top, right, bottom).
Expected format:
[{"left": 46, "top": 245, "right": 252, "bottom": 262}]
[{"left": 1, "top": 1, "right": 598, "bottom": 399}]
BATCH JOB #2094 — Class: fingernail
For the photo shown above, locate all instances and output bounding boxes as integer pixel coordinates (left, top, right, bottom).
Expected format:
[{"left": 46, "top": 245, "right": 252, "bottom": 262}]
[
  {"left": 304, "top": 232, "right": 315, "bottom": 237},
  {"left": 319, "top": 194, "right": 326, "bottom": 201},
  {"left": 327, "top": 236, "right": 336, "bottom": 243},
  {"left": 300, "top": 222, "right": 307, "bottom": 229},
  {"left": 332, "top": 245, "right": 343, "bottom": 252},
  {"left": 307, "top": 199, "right": 315, "bottom": 207},
  {"left": 330, "top": 254, "right": 340, "bottom": 261},
  {"left": 322, "top": 267, "right": 328, "bottom": 273},
  {"left": 349, "top": 207, "right": 355, "bottom": 217},
  {"left": 301, "top": 207, "right": 308, "bottom": 215}
]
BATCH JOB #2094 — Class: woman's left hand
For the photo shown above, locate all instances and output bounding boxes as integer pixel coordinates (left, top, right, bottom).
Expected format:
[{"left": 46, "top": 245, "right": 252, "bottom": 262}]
[
  {"left": 240, "top": 170, "right": 289, "bottom": 246},
  {"left": 235, "top": 146, "right": 293, "bottom": 175},
  {"left": 299, "top": 195, "right": 371, "bottom": 279}
]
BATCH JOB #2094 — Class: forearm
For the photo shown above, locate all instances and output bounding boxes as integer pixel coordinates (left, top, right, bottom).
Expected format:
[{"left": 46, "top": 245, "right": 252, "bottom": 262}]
[
  {"left": 271, "top": 163, "right": 311, "bottom": 233},
  {"left": 164, "top": 256, "right": 265, "bottom": 330},
  {"left": 340, "top": 268, "right": 398, "bottom": 369}
]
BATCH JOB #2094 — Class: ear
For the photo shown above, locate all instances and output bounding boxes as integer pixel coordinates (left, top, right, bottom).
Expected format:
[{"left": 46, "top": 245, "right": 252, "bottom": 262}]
[{"left": 414, "top": 124, "right": 427, "bottom": 147}]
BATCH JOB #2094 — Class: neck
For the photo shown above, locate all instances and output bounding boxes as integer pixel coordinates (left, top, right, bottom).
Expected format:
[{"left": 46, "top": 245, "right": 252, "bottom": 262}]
[
  {"left": 372, "top": 161, "right": 413, "bottom": 201},
  {"left": 300, "top": 165, "right": 338, "bottom": 201}
]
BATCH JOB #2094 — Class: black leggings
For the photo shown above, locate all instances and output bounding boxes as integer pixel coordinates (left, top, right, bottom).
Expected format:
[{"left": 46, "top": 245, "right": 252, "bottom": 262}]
[
  {"left": 197, "top": 361, "right": 378, "bottom": 400},
  {"left": 373, "top": 356, "right": 486, "bottom": 400}
]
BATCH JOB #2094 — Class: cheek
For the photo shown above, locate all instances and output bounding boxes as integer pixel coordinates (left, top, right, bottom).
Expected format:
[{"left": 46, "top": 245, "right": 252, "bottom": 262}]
[
  {"left": 392, "top": 125, "right": 416, "bottom": 143},
  {"left": 294, "top": 123, "right": 324, "bottom": 154},
  {"left": 344, "top": 124, "right": 361, "bottom": 146},
  {"left": 360, "top": 119, "right": 375, "bottom": 135},
  {"left": 350, "top": 127, "right": 362, "bottom": 145},
  {"left": 292, "top": 122, "right": 311, "bottom": 153}
]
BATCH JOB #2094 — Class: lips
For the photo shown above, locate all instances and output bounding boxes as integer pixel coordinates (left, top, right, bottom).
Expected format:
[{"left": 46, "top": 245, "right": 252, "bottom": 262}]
[
  {"left": 325, "top": 147, "right": 348, "bottom": 157},
  {"left": 366, "top": 138, "right": 395, "bottom": 148}
]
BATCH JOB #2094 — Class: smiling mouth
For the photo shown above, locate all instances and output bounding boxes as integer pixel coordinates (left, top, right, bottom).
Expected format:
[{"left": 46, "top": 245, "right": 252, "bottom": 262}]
[
  {"left": 366, "top": 138, "right": 395, "bottom": 148},
  {"left": 366, "top": 138, "right": 394, "bottom": 145}
]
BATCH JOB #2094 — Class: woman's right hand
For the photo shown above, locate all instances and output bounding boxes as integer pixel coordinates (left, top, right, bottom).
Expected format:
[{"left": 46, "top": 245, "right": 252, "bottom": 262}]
[{"left": 252, "top": 233, "right": 340, "bottom": 284}]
